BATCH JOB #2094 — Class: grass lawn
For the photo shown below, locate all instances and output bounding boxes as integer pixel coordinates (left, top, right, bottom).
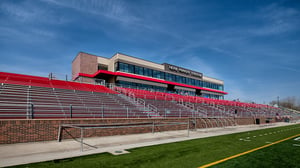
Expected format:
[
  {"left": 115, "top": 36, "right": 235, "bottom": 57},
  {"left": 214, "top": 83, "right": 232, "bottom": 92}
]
[{"left": 9, "top": 124, "right": 300, "bottom": 168}]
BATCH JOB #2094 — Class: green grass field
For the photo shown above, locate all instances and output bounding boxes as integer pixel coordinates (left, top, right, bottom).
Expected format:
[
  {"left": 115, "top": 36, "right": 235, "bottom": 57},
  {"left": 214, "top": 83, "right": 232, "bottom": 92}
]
[
  {"left": 10, "top": 124, "right": 300, "bottom": 168},
  {"left": 212, "top": 136, "right": 300, "bottom": 168}
]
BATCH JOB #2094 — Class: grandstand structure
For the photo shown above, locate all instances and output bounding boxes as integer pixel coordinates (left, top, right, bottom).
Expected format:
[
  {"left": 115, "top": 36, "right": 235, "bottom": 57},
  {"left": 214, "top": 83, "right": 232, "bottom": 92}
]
[
  {"left": 72, "top": 52, "right": 227, "bottom": 99},
  {"left": 0, "top": 71, "right": 283, "bottom": 119},
  {"left": 0, "top": 51, "right": 299, "bottom": 144},
  {"left": 0, "top": 66, "right": 290, "bottom": 120}
]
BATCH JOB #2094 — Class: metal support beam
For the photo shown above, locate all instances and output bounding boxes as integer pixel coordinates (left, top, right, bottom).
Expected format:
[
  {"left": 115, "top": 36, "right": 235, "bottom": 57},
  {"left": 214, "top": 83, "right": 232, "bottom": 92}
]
[
  {"left": 57, "top": 125, "right": 62, "bottom": 142},
  {"left": 187, "top": 118, "right": 190, "bottom": 137},
  {"left": 152, "top": 121, "right": 155, "bottom": 133},
  {"left": 30, "top": 103, "right": 34, "bottom": 119},
  {"left": 80, "top": 128, "right": 84, "bottom": 152},
  {"left": 70, "top": 104, "right": 73, "bottom": 118}
]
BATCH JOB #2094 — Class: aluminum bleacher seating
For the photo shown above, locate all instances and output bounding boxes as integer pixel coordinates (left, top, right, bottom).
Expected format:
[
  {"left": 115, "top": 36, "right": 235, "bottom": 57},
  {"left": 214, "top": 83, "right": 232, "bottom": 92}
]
[
  {"left": 114, "top": 87, "right": 287, "bottom": 119},
  {"left": 0, "top": 72, "right": 290, "bottom": 119},
  {"left": 0, "top": 72, "right": 151, "bottom": 119}
]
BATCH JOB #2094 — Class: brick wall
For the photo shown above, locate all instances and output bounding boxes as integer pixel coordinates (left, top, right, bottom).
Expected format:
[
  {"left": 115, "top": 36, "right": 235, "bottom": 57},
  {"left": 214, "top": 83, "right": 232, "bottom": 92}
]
[
  {"left": 0, "top": 118, "right": 188, "bottom": 144},
  {"left": 72, "top": 52, "right": 98, "bottom": 83},
  {"left": 0, "top": 117, "right": 263, "bottom": 144}
]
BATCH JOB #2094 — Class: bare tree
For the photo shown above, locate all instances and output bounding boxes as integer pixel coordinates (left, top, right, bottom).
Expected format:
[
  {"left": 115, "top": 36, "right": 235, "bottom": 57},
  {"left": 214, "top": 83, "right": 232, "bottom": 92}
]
[{"left": 270, "top": 96, "right": 300, "bottom": 111}]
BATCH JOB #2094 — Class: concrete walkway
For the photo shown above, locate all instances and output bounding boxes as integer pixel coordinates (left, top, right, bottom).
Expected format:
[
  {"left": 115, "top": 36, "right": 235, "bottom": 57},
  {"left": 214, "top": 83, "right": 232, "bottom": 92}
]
[{"left": 0, "top": 122, "right": 297, "bottom": 167}]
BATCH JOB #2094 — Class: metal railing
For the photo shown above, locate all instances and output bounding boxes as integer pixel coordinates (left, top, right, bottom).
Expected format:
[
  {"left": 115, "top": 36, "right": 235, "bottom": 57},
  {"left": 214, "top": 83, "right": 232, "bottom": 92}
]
[
  {"left": 57, "top": 121, "right": 190, "bottom": 152},
  {"left": 0, "top": 102, "right": 297, "bottom": 119},
  {"left": 0, "top": 101, "right": 257, "bottom": 119},
  {"left": 0, "top": 103, "right": 151, "bottom": 119}
]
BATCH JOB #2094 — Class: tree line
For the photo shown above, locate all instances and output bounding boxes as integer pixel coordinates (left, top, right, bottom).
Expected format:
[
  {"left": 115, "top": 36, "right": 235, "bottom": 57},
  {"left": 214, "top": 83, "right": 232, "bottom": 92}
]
[{"left": 270, "top": 96, "right": 300, "bottom": 111}]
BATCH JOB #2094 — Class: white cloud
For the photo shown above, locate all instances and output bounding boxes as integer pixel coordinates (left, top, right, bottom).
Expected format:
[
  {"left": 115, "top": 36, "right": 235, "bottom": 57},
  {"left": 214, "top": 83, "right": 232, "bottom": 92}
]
[
  {"left": 209, "top": 47, "right": 241, "bottom": 59},
  {"left": 249, "top": 3, "right": 300, "bottom": 36},
  {"left": 276, "top": 65, "right": 300, "bottom": 73},
  {"left": 0, "top": 0, "right": 67, "bottom": 24},
  {"left": 43, "top": 0, "right": 140, "bottom": 24},
  {"left": 177, "top": 55, "right": 222, "bottom": 79},
  {"left": 0, "top": 1, "right": 67, "bottom": 44},
  {"left": 1, "top": 2, "right": 37, "bottom": 22},
  {"left": 0, "top": 25, "right": 56, "bottom": 44}
]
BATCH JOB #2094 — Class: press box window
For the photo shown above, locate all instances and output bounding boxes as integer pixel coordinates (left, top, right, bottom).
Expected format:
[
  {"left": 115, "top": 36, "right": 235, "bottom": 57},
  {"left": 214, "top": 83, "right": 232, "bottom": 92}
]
[{"left": 98, "top": 64, "right": 108, "bottom": 70}]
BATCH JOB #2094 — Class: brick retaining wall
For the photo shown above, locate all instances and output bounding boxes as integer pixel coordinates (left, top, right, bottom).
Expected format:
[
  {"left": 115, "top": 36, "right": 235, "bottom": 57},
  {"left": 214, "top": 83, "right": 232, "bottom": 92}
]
[{"left": 0, "top": 117, "right": 273, "bottom": 144}]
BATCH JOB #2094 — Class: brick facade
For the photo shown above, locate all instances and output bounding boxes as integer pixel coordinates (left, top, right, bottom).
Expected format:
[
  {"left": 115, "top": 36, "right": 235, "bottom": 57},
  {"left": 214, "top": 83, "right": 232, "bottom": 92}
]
[
  {"left": 72, "top": 52, "right": 98, "bottom": 83},
  {"left": 0, "top": 117, "right": 273, "bottom": 144}
]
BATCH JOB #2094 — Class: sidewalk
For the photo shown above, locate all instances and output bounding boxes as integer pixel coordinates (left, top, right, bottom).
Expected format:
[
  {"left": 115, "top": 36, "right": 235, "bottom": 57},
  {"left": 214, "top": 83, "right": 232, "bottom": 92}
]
[{"left": 0, "top": 122, "right": 296, "bottom": 167}]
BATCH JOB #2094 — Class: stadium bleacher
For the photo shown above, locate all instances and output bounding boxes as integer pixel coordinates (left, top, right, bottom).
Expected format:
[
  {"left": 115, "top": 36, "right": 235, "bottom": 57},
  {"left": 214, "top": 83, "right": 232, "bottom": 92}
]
[
  {"left": 0, "top": 71, "right": 293, "bottom": 120},
  {"left": 114, "top": 87, "right": 289, "bottom": 119},
  {"left": 0, "top": 72, "right": 149, "bottom": 119},
  {"left": 0, "top": 72, "right": 117, "bottom": 93}
]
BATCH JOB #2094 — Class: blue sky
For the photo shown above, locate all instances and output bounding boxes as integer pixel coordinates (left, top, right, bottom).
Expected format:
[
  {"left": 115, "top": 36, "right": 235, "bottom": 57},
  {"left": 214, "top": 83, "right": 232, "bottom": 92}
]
[{"left": 0, "top": 0, "right": 300, "bottom": 104}]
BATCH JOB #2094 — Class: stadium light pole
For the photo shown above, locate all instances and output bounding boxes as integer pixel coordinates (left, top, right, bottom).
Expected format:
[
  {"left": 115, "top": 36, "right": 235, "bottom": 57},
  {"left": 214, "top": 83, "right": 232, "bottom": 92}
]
[{"left": 277, "top": 96, "right": 280, "bottom": 107}]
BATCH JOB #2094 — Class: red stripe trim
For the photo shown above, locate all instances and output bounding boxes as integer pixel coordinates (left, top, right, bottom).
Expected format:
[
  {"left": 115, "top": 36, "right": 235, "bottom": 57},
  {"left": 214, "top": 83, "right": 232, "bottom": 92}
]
[{"left": 78, "top": 70, "right": 228, "bottom": 95}]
